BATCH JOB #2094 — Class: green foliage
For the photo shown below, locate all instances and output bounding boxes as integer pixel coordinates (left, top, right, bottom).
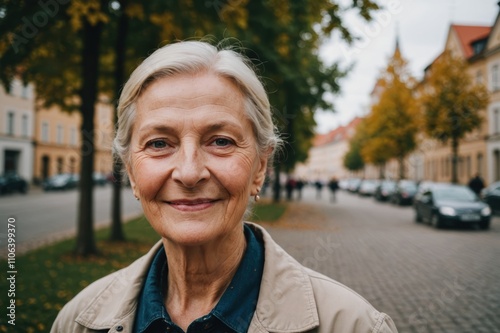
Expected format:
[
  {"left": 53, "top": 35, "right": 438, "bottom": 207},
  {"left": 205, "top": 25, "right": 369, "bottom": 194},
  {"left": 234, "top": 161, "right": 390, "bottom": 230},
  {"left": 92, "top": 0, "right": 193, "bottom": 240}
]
[
  {"left": 0, "top": 216, "right": 159, "bottom": 332},
  {"left": 250, "top": 201, "right": 288, "bottom": 222},
  {"left": 344, "top": 120, "right": 367, "bottom": 171}
]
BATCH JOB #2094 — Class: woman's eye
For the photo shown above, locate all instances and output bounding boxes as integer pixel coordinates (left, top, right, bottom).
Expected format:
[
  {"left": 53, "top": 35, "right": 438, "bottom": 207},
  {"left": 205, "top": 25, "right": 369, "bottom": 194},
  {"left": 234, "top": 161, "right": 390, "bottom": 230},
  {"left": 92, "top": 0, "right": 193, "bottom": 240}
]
[
  {"left": 213, "top": 138, "right": 232, "bottom": 147},
  {"left": 147, "top": 140, "right": 168, "bottom": 149}
]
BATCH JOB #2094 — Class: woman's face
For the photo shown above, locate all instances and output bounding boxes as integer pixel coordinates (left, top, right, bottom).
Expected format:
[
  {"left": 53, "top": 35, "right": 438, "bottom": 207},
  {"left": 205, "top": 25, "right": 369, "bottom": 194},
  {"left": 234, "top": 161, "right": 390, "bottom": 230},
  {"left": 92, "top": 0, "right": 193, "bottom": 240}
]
[{"left": 127, "top": 72, "right": 268, "bottom": 246}]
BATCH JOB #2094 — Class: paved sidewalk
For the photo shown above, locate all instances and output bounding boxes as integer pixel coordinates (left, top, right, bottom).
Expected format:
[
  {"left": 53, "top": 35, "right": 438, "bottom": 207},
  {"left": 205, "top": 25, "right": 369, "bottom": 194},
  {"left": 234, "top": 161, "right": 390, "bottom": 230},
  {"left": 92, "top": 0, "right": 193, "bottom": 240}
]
[{"left": 259, "top": 188, "right": 500, "bottom": 333}]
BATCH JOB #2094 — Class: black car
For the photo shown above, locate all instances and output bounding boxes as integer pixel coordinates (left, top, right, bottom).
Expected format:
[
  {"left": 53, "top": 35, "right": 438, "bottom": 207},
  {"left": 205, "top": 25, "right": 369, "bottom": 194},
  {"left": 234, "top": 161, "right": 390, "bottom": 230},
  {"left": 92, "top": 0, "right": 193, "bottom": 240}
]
[
  {"left": 389, "top": 180, "right": 418, "bottom": 205},
  {"left": 481, "top": 181, "right": 500, "bottom": 215},
  {"left": 414, "top": 184, "right": 491, "bottom": 229},
  {"left": 374, "top": 180, "right": 396, "bottom": 201},
  {"left": 42, "top": 173, "right": 79, "bottom": 191},
  {"left": 0, "top": 173, "right": 29, "bottom": 194}
]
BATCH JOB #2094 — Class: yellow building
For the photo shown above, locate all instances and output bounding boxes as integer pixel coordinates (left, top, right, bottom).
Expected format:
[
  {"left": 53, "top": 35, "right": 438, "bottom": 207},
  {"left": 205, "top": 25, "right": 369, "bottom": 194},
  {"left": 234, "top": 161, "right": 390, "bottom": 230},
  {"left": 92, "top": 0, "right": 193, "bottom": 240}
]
[
  {"left": 33, "top": 98, "right": 114, "bottom": 183},
  {"left": 421, "top": 23, "right": 495, "bottom": 184},
  {"left": 482, "top": 11, "right": 500, "bottom": 183}
]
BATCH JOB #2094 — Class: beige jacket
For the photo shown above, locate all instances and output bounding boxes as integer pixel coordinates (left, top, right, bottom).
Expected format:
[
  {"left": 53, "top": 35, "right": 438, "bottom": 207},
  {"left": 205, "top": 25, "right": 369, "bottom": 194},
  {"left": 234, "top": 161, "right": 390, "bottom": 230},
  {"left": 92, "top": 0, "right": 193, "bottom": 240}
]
[{"left": 51, "top": 223, "right": 398, "bottom": 333}]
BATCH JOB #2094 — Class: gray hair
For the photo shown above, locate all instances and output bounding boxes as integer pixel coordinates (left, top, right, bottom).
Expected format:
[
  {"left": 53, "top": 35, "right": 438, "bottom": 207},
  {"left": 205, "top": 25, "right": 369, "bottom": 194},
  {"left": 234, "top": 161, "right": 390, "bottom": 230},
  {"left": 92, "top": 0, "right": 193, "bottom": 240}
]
[{"left": 113, "top": 41, "right": 282, "bottom": 168}]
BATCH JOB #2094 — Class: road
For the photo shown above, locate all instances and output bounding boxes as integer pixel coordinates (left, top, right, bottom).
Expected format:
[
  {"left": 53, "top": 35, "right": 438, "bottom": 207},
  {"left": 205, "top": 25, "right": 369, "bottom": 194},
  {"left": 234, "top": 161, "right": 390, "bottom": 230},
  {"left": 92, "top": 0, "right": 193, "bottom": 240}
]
[
  {"left": 263, "top": 186, "right": 500, "bottom": 333},
  {"left": 0, "top": 185, "right": 143, "bottom": 255},
  {"left": 1, "top": 183, "right": 499, "bottom": 332}
]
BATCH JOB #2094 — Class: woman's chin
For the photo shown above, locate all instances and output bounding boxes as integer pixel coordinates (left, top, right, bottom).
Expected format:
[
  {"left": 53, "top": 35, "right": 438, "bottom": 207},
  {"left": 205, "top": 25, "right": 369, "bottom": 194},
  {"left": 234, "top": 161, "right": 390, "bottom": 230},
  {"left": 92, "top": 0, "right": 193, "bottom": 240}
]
[{"left": 162, "top": 221, "right": 220, "bottom": 247}]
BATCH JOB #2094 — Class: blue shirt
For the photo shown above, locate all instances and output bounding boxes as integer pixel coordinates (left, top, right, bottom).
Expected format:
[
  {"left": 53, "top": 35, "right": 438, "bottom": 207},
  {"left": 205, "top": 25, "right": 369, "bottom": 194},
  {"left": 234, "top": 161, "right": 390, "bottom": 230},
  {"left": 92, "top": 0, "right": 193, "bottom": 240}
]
[{"left": 133, "top": 225, "right": 264, "bottom": 333}]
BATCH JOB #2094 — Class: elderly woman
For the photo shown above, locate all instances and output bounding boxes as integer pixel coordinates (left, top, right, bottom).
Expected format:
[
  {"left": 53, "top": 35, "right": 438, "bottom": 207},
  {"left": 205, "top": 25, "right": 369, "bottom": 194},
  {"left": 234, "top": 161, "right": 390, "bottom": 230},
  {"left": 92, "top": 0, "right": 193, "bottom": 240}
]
[{"left": 51, "top": 41, "right": 398, "bottom": 333}]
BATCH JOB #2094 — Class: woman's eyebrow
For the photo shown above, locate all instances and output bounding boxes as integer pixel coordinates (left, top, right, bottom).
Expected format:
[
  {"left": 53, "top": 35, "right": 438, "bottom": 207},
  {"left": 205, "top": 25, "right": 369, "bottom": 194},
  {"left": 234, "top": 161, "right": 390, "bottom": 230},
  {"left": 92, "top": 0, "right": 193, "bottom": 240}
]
[{"left": 136, "top": 124, "right": 176, "bottom": 141}]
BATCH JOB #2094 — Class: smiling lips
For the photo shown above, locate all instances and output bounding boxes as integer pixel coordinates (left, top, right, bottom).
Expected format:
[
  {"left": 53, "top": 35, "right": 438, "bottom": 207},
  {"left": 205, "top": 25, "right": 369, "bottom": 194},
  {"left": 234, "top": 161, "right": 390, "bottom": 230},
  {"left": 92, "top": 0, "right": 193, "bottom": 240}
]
[{"left": 167, "top": 199, "right": 218, "bottom": 211}]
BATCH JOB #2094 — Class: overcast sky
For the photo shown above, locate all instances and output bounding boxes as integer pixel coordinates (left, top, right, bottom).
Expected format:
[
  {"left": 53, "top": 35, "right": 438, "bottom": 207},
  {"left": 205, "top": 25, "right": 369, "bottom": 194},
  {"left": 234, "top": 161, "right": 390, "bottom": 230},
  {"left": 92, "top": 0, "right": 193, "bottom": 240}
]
[{"left": 315, "top": 0, "right": 499, "bottom": 134}]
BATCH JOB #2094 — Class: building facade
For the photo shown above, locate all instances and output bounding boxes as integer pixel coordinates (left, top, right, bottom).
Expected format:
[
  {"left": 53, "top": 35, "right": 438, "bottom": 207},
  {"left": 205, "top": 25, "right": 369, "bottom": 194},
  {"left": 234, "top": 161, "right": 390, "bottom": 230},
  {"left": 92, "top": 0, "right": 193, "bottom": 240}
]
[
  {"left": 33, "top": 98, "right": 114, "bottom": 183},
  {"left": 0, "top": 79, "right": 35, "bottom": 181},
  {"left": 482, "top": 12, "right": 500, "bottom": 184},
  {"left": 294, "top": 117, "right": 362, "bottom": 181},
  {"left": 420, "top": 24, "right": 492, "bottom": 184}
]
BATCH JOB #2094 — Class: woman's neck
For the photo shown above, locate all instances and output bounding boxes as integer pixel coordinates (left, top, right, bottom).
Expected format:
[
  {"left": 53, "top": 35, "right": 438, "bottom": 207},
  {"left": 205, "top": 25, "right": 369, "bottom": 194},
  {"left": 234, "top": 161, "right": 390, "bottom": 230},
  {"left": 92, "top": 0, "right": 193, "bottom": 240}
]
[{"left": 162, "top": 228, "right": 247, "bottom": 331}]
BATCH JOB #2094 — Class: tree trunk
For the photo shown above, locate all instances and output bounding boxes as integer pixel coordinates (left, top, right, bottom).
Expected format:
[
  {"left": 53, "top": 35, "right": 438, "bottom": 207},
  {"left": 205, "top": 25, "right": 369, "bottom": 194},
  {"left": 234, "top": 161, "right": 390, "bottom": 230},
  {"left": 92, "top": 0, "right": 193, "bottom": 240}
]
[
  {"left": 75, "top": 19, "right": 103, "bottom": 256},
  {"left": 378, "top": 163, "right": 385, "bottom": 180},
  {"left": 110, "top": 1, "right": 129, "bottom": 241},
  {"left": 451, "top": 137, "right": 459, "bottom": 184},
  {"left": 398, "top": 155, "right": 405, "bottom": 180}
]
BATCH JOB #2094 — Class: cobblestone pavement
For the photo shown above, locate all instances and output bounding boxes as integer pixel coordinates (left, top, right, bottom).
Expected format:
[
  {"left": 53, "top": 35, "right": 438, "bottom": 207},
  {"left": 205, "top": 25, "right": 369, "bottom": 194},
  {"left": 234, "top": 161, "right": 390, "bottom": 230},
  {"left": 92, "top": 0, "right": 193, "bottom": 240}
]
[{"left": 259, "top": 187, "right": 500, "bottom": 333}]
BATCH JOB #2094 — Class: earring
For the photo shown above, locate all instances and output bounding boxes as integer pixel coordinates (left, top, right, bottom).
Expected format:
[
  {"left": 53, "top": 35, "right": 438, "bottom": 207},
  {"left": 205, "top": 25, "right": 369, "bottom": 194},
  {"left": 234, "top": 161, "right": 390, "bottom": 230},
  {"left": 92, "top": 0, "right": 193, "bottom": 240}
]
[
  {"left": 135, "top": 196, "right": 139, "bottom": 201},
  {"left": 254, "top": 188, "right": 261, "bottom": 202}
]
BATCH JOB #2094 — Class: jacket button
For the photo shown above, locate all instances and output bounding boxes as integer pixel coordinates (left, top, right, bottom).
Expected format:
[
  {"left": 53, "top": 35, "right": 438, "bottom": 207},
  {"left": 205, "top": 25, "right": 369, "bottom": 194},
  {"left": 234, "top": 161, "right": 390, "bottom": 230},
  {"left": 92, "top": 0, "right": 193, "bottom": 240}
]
[{"left": 116, "top": 325, "right": 123, "bottom": 332}]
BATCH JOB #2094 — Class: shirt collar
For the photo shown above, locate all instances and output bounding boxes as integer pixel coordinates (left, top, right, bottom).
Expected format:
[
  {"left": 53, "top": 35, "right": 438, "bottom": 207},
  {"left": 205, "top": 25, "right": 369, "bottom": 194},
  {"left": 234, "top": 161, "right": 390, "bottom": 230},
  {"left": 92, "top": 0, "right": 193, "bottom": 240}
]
[{"left": 134, "top": 224, "right": 264, "bottom": 333}]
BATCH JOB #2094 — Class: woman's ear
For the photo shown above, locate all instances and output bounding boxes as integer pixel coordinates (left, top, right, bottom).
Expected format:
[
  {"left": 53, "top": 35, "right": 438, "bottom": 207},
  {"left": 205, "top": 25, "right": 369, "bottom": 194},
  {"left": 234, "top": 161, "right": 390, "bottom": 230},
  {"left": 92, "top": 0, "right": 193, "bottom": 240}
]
[
  {"left": 125, "top": 164, "right": 138, "bottom": 197},
  {"left": 253, "top": 148, "right": 272, "bottom": 188}
]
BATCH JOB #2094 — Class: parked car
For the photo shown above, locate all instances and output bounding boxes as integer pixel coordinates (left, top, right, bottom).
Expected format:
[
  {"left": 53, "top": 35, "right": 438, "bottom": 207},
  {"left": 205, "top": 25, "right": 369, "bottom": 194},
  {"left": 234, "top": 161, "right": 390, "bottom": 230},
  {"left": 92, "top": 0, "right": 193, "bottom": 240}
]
[
  {"left": 389, "top": 180, "right": 418, "bottom": 205},
  {"left": 358, "top": 179, "right": 380, "bottom": 197},
  {"left": 42, "top": 173, "right": 79, "bottom": 191},
  {"left": 346, "top": 178, "right": 363, "bottom": 193},
  {"left": 374, "top": 180, "right": 397, "bottom": 202},
  {"left": 414, "top": 184, "right": 491, "bottom": 229},
  {"left": 93, "top": 172, "right": 108, "bottom": 186},
  {"left": 0, "top": 172, "right": 29, "bottom": 195},
  {"left": 481, "top": 181, "right": 500, "bottom": 215}
]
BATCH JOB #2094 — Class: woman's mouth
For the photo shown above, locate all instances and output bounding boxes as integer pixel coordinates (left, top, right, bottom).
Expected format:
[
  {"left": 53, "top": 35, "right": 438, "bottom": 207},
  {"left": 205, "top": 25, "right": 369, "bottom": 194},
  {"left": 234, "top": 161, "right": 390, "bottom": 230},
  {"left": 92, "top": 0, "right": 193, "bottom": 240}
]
[{"left": 166, "top": 199, "right": 218, "bottom": 212}]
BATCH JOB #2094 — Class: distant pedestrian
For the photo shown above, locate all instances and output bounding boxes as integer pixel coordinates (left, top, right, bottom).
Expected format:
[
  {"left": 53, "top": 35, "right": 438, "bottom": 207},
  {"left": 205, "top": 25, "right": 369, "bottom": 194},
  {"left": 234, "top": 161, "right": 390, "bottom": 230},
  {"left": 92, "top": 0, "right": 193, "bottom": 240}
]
[
  {"left": 285, "top": 177, "right": 296, "bottom": 201},
  {"left": 468, "top": 173, "right": 485, "bottom": 195},
  {"left": 328, "top": 177, "right": 339, "bottom": 203},
  {"left": 315, "top": 179, "right": 324, "bottom": 199},
  {"left": 295, "top": 179, "right": 305, "bottom": 200}
]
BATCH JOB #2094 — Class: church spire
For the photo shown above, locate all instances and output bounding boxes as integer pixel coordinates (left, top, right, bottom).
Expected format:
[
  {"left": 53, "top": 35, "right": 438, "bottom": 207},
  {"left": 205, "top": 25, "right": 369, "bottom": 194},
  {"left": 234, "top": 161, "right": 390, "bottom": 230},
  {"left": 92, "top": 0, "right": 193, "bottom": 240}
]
[{"left": 394, "top": 21, "right": 401, "bottom": 57}]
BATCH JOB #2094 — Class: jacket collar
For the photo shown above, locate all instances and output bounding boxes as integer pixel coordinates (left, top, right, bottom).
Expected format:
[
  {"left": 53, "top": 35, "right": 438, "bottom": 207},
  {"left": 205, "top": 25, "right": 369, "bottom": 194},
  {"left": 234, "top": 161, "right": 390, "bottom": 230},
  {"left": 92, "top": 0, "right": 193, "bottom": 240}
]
[
  {"left": 248, "top": 223, "right": 319, "bottom": 332},
  {"left": 74, "top": 223, "right": 320, "bottom": 332}
]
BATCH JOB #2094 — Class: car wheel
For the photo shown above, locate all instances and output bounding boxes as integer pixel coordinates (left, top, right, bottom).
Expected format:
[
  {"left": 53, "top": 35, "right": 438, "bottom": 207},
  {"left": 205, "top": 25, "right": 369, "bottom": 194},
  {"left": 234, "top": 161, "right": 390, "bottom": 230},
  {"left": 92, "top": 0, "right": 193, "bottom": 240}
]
[
  {"left": 479, "top": 221, "right": 490, "bottom": 230},
  {"left": 431, "top": 214, "right": 443, "bottom": 229}
]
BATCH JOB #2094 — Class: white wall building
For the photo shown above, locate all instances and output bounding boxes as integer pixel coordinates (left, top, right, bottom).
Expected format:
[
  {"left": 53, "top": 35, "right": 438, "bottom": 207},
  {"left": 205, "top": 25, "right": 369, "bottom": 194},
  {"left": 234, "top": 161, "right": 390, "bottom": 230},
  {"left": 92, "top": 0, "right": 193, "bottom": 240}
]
[{"left": 0, "top": 78, "right": 35, "bottom": 181}]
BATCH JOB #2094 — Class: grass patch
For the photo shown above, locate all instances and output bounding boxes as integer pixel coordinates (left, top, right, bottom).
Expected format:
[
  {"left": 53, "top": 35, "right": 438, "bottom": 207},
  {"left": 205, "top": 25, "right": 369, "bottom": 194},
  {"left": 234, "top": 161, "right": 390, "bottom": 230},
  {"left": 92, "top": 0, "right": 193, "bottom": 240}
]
[
  {"left": 0, "top": 204, "right": 288, "bottom": 332},
  {"left": 0, "top": 216, "right": 159, "bottom": 333},
  {"left": 250, "top": 201, "right": 287, "bottom": 222}
]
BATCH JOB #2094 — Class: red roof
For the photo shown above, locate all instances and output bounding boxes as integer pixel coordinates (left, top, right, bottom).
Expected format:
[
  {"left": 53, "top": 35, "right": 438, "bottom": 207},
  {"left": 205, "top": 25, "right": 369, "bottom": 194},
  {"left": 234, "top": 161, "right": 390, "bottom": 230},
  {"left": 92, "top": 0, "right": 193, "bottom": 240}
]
[
  {"left": 451, "top": 24, "right": 491, "bottom": 58},
  {"left": 313, "top": 117, "right": 363, "bottom": 147}
]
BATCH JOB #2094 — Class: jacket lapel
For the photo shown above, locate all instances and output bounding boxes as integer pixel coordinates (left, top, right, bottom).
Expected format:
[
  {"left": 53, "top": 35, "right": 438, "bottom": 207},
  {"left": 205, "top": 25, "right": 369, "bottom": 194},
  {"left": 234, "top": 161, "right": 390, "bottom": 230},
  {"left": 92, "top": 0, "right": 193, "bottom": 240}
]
[
  {"left": 74, "top": 241, "right": 163, "bottom": 331},
  {"left": 248, "top": 223, "right": 320, "bottom": 332}
]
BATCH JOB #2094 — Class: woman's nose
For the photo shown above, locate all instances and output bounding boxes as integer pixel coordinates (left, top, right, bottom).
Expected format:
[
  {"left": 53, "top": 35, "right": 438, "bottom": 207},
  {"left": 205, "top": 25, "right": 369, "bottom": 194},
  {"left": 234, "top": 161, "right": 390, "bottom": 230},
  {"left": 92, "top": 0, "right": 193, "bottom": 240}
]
[{"left": 171, "top": 143, "right": 210, "bottom": 188}]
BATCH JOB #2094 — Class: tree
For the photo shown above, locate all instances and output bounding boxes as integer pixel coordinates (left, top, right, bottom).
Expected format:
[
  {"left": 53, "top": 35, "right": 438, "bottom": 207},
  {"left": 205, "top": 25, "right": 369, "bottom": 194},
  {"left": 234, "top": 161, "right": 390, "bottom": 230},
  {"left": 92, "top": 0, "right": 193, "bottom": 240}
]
[
  {"left": 219, "top": 0, "right": 380, "bottom": 201},
  {"left": 362, "top": 46, "right": 419, "bottom": 180},
  {"left": 344, "top": 118, "right": 368, "bottom": 172},
  {"left": 420, "top": 51, "right": 489, "bottom": 183},
  {"left": 1, "top": 0, "right": 110, "bottom": 255}
]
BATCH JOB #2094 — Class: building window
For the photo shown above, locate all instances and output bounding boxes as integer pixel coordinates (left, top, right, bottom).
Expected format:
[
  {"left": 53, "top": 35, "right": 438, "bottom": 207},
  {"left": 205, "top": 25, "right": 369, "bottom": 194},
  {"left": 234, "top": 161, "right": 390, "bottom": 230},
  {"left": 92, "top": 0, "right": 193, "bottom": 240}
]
[
  {"left": 70, "top": 127, "right": 77, "bottom": 146},
  {"left": 495, "top": 109, "right": 500, "bottom": 135},
  {"left": 7, "top": 112, "right": 15, "bottom": 135},
  {"left": 41, "top": 122, "right": 49, "bottom": 142},
  {"left": 57, "top": 125, "right": 64, "bottom": 144},
  {"left": 57, "top": 157, "right": 64, "bottom": 174},
  {"left": 476, "top": 71, "right": 483, "bottom": 85},
  {"left": 477, "top": 153, "right": 483, "bottom": 176},
  {"left": 467, "top": 156, "right": 471, "bottom": 179},
  {"left": 493, "top": 64, "right": 500, "bottom": 91},
  {"left": 21, "top": 84, "right": 29, "bottom": 99},
  {"left": 22, "top": 114, "right": 28, "bottom": 137}
]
